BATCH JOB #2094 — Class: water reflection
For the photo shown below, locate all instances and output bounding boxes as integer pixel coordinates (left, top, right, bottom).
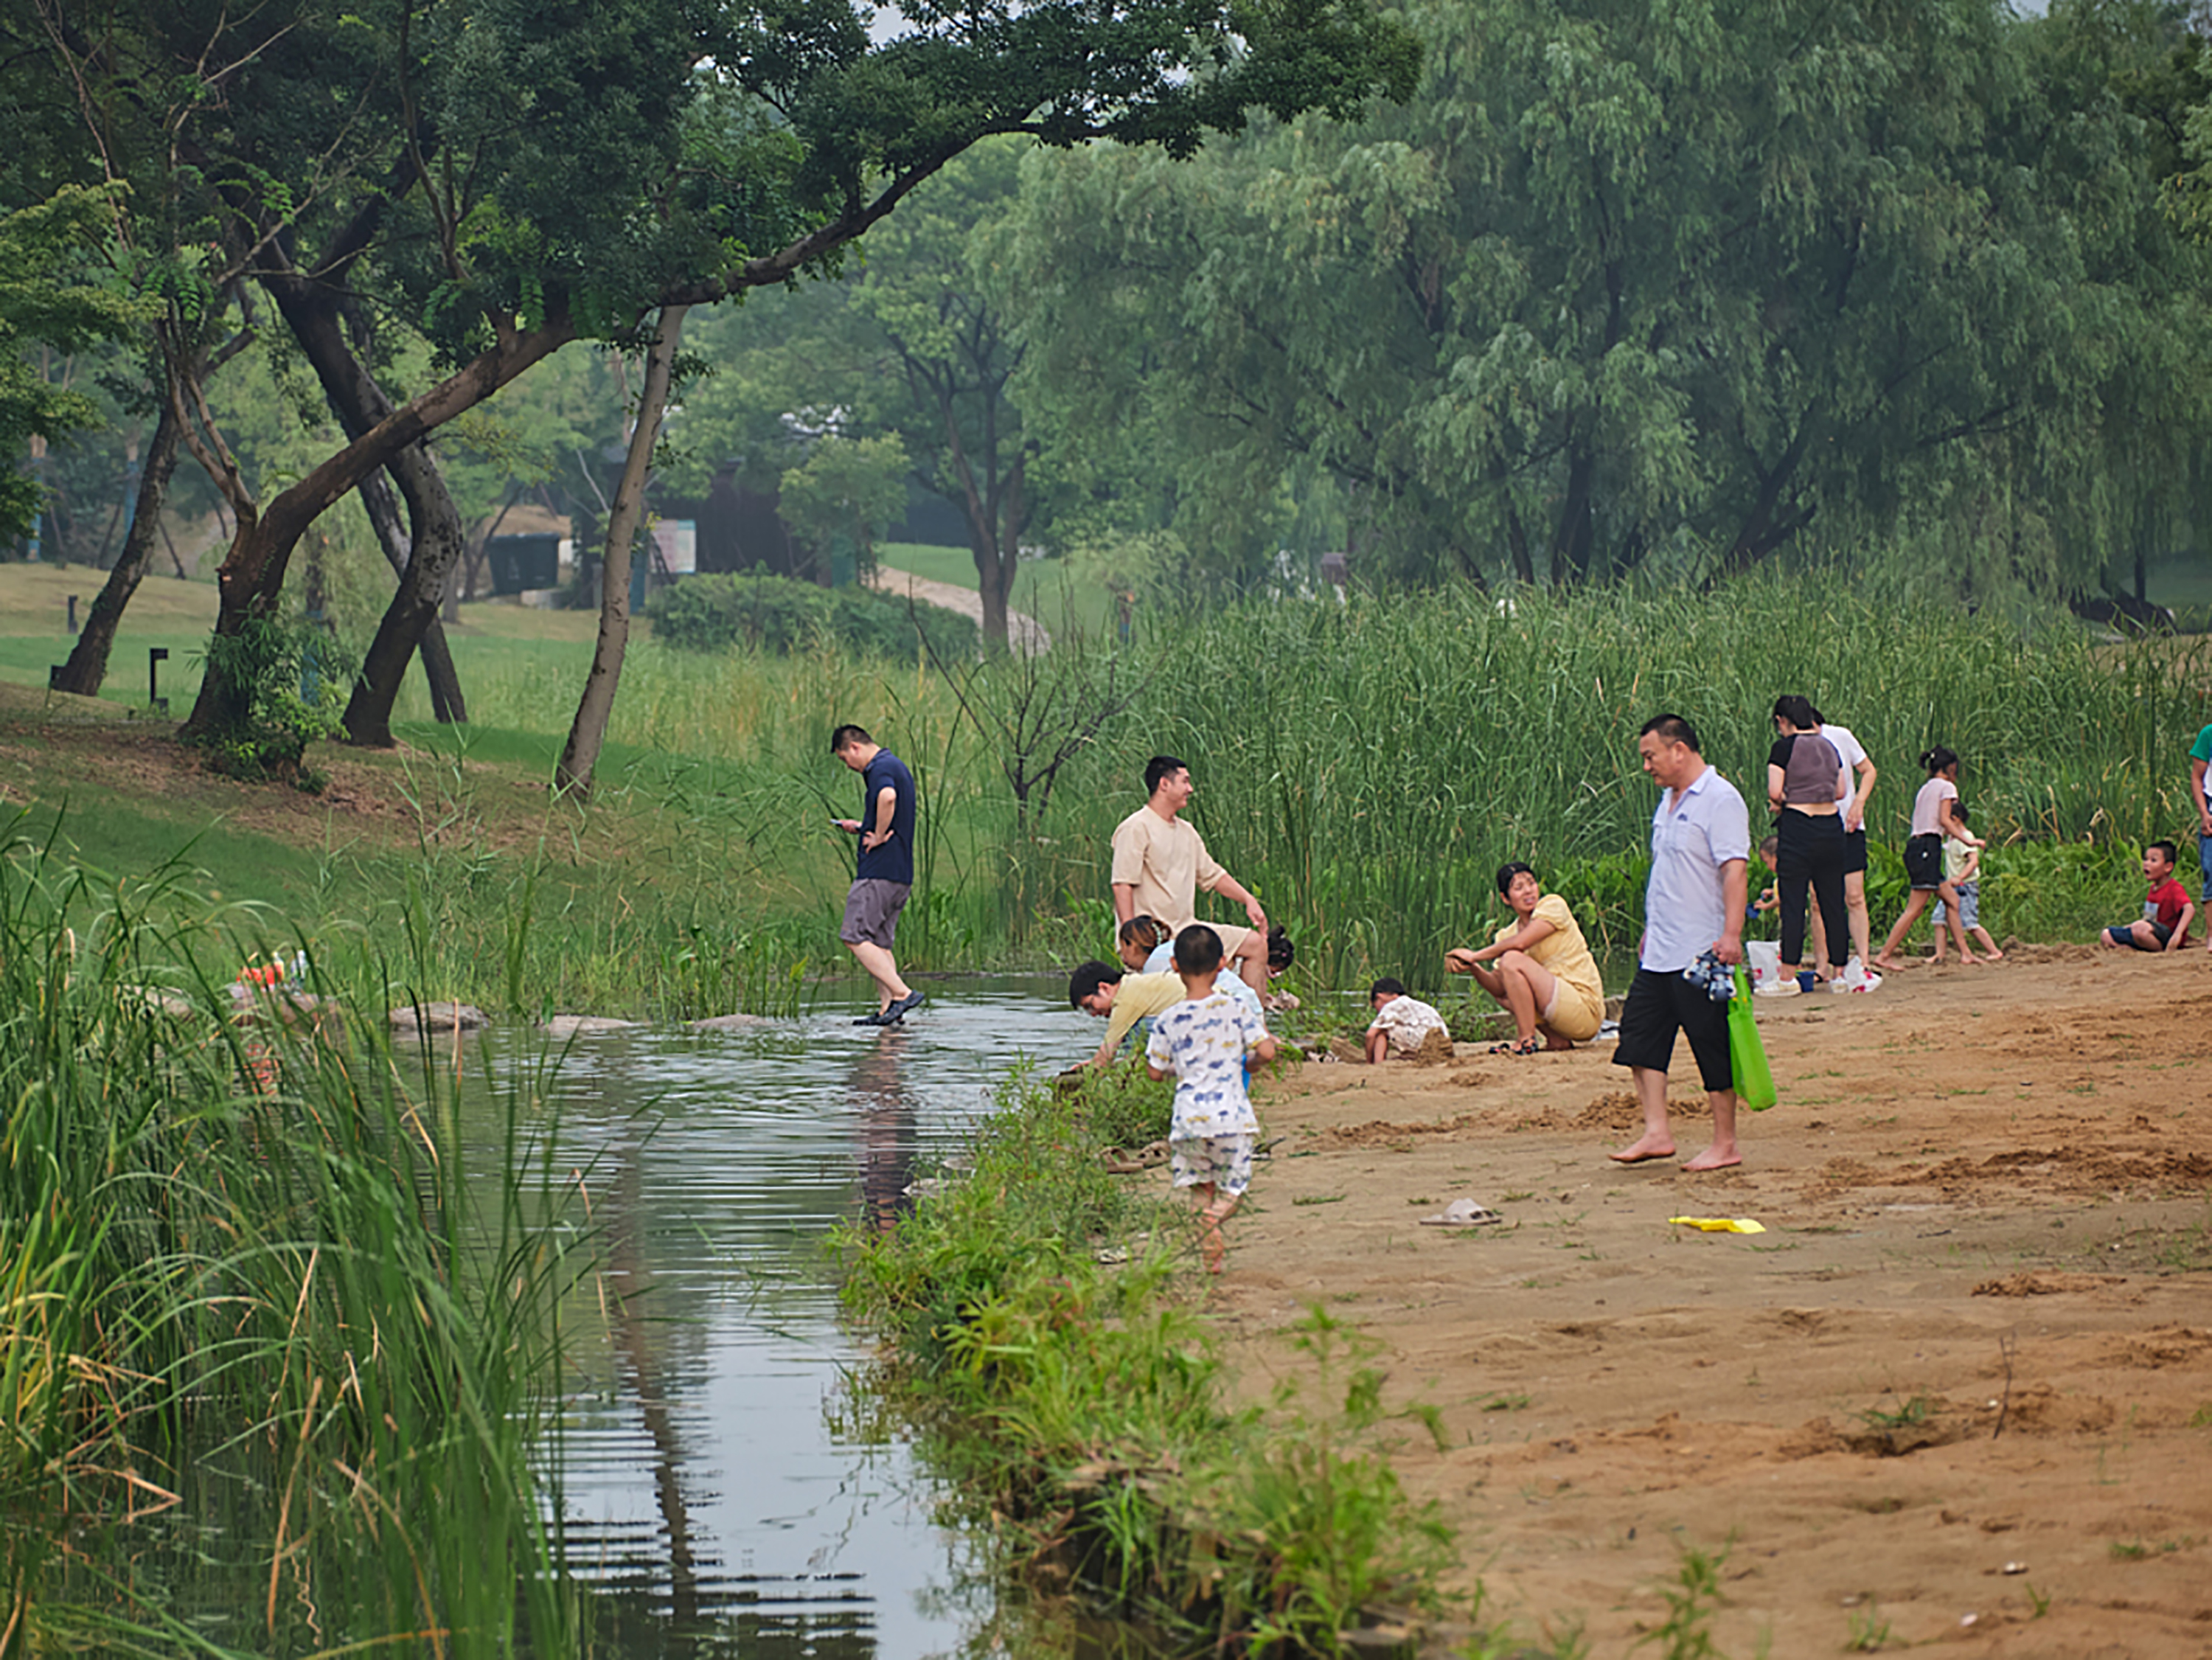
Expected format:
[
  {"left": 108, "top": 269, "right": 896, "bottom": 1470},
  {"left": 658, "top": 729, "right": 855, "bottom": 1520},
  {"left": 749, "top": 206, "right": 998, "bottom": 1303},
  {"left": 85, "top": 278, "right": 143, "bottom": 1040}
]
[
  {"left": 485, "top": 980, "right": 1084, "bottom": 1659},
  {"left": 851, "top": 1027, "right": 918, "bottom": 1236}
]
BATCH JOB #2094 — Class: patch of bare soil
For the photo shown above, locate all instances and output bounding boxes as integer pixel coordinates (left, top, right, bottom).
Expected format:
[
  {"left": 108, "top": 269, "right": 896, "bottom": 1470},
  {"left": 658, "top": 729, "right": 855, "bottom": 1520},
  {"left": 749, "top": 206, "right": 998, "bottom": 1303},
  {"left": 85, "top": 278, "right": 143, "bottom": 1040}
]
[{"left": 1206, "top": 956, "right": 2212, "bottom": 1657}]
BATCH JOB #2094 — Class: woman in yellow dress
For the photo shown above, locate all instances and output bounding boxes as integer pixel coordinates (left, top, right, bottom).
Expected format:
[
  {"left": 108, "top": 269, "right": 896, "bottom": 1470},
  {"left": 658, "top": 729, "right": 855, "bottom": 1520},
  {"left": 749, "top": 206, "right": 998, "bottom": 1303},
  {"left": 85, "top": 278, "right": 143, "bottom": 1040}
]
[{"left": 1444, "top": 862, "right": 1607, "bottom": 1055}]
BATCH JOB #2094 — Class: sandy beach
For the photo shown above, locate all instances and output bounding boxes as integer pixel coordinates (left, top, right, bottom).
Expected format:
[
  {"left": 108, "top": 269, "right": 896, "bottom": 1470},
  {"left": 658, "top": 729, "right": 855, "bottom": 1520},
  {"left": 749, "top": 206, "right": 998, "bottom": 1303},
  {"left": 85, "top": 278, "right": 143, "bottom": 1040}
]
[{"left": 1197, "top": 947, "right": 2212, "bottom": 1657}]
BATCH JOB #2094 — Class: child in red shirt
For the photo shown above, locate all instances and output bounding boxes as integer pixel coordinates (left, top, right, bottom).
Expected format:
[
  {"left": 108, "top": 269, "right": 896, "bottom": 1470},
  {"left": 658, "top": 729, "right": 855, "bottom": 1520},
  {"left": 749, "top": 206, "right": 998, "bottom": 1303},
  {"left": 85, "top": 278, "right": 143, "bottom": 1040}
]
[{"left": 2099, "top": 841, "right": 2196, "bottom": 952}]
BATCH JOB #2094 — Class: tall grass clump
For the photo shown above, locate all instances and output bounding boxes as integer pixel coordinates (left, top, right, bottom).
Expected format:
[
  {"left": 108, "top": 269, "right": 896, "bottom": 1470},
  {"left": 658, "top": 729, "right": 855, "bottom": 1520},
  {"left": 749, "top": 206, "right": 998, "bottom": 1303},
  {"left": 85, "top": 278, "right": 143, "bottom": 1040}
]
[
  {"left": 373, "top": 575, "right": 2205, "bottom": 992},
  {"left": 1022, "top": 579, "right": 2211, "bottom": 988},
  {"left": 0, "top": 818, "right": 588, "bottom": 1654},
  {"left": 838, "top": 1074, "right": 1456, "bottom": 1655}
]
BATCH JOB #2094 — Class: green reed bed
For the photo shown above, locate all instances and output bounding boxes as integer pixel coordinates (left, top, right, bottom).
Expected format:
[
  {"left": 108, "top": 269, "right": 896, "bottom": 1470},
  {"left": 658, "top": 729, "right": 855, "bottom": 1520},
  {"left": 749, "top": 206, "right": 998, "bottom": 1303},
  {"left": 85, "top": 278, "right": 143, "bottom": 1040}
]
[
  {"left": 0, "top": 822, "right": 586, "bottom": 1656},
  {"left": 838, "top": 1072, "right": 1460, "bottom": 1656},
  {"left": 1019, "top": 580, "right": 2210, "bottom": 990},
  {"left": 329, "top": 580, "right": 2209, "bottom": 1009}
]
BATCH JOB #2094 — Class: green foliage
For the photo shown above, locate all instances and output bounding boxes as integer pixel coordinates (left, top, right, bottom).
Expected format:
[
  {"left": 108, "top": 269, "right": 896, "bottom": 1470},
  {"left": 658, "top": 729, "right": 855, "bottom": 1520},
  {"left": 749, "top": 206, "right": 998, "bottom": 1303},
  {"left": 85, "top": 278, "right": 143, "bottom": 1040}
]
[
  {"left": 0, "top": 819, "right": 584, "bottom": 1650},
  {"left": 186, "top": 615, "right": 347, "bottom": 786},
  {"left": 776, "top": 431, "right": 911, "bottom": 577},
  {"left": 838, "top": 1078, "right": 1461, "bottom": 1654},
  {"left": 1193, "top": 1308, "right": 1457, "bottom": 1652},
  {"left": 1058, "top": 1058, "right": 1176, "bottom": 1150},
  {"left": 1002, "top": 0, "right": 2212, "bottom": 595},
  {"left": 1846, "top": 1597, "right": 1893, "bottom": 1652},
  {"left": 1633, "top": 1543, "right": 1733, "bottom": 1660},
  {"left": 0, "top": 185, "right": 151, "bottom": 540},
  {"left": 644, "top": 568, "right": 980, "bottom": 659}
]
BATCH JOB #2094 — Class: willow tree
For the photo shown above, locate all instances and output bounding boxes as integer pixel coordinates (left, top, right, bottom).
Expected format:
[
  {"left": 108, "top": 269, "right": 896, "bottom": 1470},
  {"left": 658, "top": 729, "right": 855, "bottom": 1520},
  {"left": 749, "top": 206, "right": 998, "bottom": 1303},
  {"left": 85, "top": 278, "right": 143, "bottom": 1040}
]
[{"left": 1006, "top": 0, "right": 2212, "bottom": 592}]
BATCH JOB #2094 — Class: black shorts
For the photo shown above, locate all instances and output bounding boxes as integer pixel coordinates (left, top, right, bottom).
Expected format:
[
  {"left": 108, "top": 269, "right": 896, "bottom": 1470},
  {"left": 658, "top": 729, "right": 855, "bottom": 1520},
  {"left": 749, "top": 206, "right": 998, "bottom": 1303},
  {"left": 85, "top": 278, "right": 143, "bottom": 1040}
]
[
  {"left": 1903, "top": 833, "right": 1943, "bottom": 891},
  {"left": 1613, "top": 966, "right": 1734, "bottom": 1093},
  {"left": 2107, "top": 920, "right": 2171, "bottom": 951},
  {"left": 1842, "top": 827, "right": 1868, "bottom": 876}
]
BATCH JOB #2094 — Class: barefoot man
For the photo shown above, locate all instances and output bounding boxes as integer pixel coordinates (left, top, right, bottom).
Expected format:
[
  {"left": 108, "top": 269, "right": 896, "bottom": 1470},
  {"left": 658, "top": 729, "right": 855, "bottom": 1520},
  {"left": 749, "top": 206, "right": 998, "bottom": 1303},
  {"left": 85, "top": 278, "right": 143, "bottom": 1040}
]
[
  {"left": 1110, "top": 756, "right": 1269, "bottom": 996},
  {"left": 1612, "top": 715, "right": 1750, "bottom": 1171}
]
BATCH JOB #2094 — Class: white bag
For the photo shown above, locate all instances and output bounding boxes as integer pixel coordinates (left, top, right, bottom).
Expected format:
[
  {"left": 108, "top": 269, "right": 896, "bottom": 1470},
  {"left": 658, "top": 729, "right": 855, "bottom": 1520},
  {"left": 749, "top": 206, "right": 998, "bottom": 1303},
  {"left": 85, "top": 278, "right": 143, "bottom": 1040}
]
[{"left": 1742, "top": 939, "right": 1783, "bottom": 990}]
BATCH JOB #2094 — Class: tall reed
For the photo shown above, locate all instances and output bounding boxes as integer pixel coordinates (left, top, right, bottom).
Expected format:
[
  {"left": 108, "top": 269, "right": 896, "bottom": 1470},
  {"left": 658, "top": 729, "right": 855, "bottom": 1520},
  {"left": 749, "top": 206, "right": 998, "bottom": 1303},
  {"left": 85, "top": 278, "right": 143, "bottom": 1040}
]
[
  {"left": 0, "top": 818, "right": 586, "bottom": 1655},
  {"left": 370, "top": 580, "right": 2203, "bottom": 999},
  {"left": 1032, "top": 581, "right": 2209, "bottom": 987}
]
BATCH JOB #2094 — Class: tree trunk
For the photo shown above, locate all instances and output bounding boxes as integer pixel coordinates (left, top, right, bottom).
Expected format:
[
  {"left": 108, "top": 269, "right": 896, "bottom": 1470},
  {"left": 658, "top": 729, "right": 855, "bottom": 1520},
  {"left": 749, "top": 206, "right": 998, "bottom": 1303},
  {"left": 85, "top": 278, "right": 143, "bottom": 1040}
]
[
  {"left": 1552, "top": 439, "right": 1597, "bottom": 586},
  {"left": 556, "top": 306, "right": 687, "bottom": 802},
  {"left": 355, "top": 467, "right": 466, "bottom": 725},
  {"left": 184, "top": 315, "right": 569, "bottom": 740},
  {"left": 49, "top": 399, "right": 181, "bottom": 696},
  {"left": 260, "top": 254, "right": 470, "bottom": 739}
]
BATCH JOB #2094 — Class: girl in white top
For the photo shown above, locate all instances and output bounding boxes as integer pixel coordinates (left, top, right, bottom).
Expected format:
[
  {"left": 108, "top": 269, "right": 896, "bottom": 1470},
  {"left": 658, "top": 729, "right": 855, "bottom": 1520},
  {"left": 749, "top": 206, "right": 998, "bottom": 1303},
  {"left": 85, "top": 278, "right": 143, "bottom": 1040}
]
[
  {"left": 1810, "top": 708, "right": 1878, "bottom": 968},
  {"left": 1874, "top": 747, "right": 1978, "bottom": 968}
]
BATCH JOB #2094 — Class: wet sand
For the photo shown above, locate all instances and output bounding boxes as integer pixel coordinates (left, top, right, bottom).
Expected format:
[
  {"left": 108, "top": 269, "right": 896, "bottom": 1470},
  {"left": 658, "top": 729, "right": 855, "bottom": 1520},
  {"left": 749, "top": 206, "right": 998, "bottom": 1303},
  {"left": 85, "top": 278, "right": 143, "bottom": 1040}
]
[{"left": 1204, "top": 947, "right": 2212, "bottom": 1657}]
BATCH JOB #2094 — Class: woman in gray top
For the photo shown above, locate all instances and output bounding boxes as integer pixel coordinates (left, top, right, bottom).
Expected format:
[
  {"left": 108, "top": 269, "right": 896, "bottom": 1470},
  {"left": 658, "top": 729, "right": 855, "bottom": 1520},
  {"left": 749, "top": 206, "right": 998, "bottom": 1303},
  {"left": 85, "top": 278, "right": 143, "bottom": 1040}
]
[{"left": 1763, "top": 695, "right": 1849, "bottom": 996}]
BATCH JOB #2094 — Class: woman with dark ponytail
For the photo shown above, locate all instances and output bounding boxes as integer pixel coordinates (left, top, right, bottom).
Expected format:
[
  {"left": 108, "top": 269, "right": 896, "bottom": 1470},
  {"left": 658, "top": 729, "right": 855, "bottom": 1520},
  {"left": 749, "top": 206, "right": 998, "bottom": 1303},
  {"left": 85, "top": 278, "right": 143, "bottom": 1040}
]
[{"left": 1762, "top": 695, "right": 1850, "bottom": 996}]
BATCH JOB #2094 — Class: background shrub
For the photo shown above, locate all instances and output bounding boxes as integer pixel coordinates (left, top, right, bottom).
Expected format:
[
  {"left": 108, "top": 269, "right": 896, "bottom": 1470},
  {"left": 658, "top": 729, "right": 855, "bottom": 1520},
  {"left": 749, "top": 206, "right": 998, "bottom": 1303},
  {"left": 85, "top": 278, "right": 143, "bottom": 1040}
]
[{"left": 646, "top": 570, "right": 981, "bottom": 660}]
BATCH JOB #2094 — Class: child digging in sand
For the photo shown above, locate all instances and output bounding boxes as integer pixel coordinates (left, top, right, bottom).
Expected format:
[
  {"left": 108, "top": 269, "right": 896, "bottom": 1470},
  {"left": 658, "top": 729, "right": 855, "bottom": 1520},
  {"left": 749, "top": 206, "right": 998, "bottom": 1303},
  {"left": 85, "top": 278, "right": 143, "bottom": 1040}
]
[
  {"left": 1145, "top": 924, "right": 1277, "bottom": 1274},
  {"left": 1364, "top": 978, "right": 1450, "bottom": 1063},
  {"left": 2098, "top": 840, "right": 2196, "bottom": 953}
]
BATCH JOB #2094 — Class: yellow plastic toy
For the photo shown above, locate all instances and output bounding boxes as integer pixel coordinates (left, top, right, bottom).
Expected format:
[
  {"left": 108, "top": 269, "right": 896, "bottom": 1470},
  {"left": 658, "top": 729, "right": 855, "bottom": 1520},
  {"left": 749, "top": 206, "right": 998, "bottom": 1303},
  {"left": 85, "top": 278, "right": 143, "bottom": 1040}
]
[{"left": 1667, "top": 1216, "right": 1767, "bottom": 1234}]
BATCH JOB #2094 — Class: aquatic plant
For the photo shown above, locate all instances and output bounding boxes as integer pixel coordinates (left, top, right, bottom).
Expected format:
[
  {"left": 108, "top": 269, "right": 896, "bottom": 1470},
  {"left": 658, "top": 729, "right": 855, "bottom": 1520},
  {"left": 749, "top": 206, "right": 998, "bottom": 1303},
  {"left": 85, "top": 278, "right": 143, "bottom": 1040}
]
[{"left": 0, "top": 817, "right": 587, "bottom": 1653}]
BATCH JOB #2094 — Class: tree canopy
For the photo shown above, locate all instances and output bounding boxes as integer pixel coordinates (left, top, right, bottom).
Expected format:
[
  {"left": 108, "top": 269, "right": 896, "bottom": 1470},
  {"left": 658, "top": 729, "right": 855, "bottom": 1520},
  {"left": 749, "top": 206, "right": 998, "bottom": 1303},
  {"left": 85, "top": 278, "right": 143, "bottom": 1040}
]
[
  {"left": 999, "top": 0, "right": 2212, "bottom": 597},
  {"left": 0, "top": 187, "right": 148, "bottom": 541}
]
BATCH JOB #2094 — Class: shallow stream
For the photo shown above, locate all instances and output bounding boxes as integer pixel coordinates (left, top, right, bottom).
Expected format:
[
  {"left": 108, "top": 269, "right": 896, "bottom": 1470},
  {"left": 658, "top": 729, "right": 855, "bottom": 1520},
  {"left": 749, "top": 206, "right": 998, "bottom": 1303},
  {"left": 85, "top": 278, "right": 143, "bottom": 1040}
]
[{"left": 504, "top": 976, "right": 1090, "bottom": 1657}]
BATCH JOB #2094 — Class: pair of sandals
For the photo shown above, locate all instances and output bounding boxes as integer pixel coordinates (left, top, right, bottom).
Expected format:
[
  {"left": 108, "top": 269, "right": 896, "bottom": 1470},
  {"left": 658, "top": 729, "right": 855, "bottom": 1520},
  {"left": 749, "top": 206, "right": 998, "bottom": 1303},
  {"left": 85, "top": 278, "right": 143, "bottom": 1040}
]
[{"left": 1486, "top": 1035, "right": 1544, "bottom": 1057}]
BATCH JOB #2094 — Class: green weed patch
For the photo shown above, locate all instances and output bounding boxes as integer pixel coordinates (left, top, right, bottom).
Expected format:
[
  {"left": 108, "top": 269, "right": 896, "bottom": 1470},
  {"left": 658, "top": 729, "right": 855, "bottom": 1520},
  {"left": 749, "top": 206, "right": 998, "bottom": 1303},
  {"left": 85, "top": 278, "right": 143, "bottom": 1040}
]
[
  {"left": 0, "top": 822, "right": 588, "bottom": 1651},
  {"left": 838, "top": 1076, "right": 1458, "bottom": 1655}
]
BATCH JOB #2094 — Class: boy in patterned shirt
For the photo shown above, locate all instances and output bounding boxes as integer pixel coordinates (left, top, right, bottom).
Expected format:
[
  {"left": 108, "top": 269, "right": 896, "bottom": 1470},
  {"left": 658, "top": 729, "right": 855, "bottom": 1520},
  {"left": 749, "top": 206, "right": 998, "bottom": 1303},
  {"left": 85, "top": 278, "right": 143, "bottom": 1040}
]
[{"left": 1147, "top": 924, "right": 1278, "bottom": 1274}]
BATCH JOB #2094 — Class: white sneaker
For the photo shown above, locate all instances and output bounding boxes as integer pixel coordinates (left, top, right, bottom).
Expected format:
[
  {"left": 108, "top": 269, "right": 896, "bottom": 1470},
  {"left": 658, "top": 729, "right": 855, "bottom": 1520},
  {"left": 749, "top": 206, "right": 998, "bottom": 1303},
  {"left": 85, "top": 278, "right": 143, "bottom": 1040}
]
[{"left": 1756, "top": 979, "right": 1801, "bottom": 999}]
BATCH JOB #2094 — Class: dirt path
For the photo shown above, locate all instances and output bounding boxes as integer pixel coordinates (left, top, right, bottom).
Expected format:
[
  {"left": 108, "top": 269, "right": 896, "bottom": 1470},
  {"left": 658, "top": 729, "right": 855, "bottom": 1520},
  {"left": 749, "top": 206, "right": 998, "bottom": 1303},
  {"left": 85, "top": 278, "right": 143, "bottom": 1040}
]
[
  {"left": 1198, "top": 948, "right": 2212, "bottom": 1658},
  {"left": 866, "top": 565, "right": 1050, "bottom": 653}
]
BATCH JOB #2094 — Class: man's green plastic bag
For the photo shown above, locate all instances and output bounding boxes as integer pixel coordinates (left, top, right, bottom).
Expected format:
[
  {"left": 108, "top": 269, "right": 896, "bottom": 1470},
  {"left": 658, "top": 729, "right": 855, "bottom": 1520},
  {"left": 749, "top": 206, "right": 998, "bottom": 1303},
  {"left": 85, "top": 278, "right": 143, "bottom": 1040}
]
[{"left": 1728, "top": 967, "right": 1778, "bottom": 1111}]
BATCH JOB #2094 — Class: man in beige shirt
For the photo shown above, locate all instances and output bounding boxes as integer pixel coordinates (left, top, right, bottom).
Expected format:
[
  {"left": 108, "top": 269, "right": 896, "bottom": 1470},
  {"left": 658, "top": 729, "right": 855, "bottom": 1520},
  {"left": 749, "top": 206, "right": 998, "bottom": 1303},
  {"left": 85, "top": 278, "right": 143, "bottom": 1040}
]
[{"left": 1110, "top": 755, "right": 1268, "bottom": 993}]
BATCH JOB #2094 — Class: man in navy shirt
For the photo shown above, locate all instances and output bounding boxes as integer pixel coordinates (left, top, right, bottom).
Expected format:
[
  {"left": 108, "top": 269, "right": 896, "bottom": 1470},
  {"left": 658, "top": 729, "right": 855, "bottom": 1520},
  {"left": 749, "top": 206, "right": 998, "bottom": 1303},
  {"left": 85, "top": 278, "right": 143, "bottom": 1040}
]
[{"left": 831, "top": 725, "right": 925, "bottom": 1025}]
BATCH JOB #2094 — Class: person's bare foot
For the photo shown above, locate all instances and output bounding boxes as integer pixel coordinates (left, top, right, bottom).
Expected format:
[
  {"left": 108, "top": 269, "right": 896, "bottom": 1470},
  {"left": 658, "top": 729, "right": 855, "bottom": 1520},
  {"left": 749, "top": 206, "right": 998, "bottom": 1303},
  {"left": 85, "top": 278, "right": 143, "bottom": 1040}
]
[
  {"left": 1981, "top": 948, "right": 2006, "bottom": 961},
  {"left": 1870, "top": 953, "right": 1902, "bottom": 970},
  {"left": 1610, "top": 1136, "right": 1676, "bottom": 1164},
  {"left": 1201, "top": 1225, "right": 1226, "bottom": 1274},
  {"left": 1682, "top": 1145, "right": 1742, "bottom": 1172},
  {"left": 1542, "top": 1032, "right": 1576, "bottom": 1052},
  {"left": 1960, "top": 953, "right": 1981, "bottom": 965}
]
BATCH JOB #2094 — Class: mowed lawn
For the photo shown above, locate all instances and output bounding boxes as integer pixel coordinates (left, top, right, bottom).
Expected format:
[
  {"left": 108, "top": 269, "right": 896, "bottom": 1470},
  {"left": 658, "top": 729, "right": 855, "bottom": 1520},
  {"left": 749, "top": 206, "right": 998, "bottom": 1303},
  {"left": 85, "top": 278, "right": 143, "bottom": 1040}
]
[{"left": 875, "top": 541, "right": 1116, "bottom": 635}]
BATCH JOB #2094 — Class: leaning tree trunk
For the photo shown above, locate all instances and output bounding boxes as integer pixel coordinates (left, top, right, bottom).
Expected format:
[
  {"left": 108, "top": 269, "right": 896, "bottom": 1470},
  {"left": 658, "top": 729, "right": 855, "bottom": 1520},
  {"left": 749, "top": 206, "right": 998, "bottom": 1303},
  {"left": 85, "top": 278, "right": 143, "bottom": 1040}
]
[
  {"left": 184, "top": 319, "right": 570, "bottom": 741},
  {"left": 355, "top": 468, "right": 466, "bottom": 724},
  {"left": 555, "top": 305, "right": 687, "bottom": 802},
  {"left": 260, "top": 253, "right": 470, "bottom": 740},
  {"left": 49, "top": 398, "right": 181, "bottom": 696}
]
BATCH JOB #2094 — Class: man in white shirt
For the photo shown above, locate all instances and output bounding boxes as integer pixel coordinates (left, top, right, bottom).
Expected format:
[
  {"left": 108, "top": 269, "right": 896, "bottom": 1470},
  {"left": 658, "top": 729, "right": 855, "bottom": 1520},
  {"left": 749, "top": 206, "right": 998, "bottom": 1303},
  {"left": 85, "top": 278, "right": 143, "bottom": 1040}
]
[
  {"left": 1109, "top": 755, "right": 1269, "bottom": 993},
  {"left": 1611, "top": 715, "right": 1750, "bottom": 1171}
]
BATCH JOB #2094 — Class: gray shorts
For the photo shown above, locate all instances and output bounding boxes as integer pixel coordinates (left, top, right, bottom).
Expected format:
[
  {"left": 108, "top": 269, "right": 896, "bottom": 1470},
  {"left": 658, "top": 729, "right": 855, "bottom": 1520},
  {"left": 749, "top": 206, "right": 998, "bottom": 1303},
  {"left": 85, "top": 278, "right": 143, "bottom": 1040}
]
[{"left": 839, "top": 879, "right": 911, "bottom": 948}]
